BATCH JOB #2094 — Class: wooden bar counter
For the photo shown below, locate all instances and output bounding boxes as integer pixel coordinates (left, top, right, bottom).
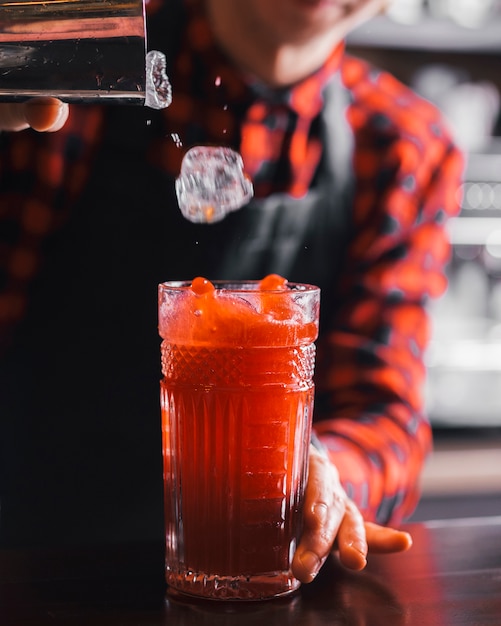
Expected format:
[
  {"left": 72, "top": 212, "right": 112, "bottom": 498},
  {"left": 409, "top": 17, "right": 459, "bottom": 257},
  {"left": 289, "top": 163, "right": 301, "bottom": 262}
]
[{"left": 1, "top": 516, "right": 500, "bottom": 625}]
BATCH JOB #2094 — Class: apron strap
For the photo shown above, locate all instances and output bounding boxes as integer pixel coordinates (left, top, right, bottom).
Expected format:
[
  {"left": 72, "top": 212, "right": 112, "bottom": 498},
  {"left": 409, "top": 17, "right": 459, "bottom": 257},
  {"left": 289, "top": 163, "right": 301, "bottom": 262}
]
[{"left": 215, "top": 74, "right": 355, "bottom": 327}]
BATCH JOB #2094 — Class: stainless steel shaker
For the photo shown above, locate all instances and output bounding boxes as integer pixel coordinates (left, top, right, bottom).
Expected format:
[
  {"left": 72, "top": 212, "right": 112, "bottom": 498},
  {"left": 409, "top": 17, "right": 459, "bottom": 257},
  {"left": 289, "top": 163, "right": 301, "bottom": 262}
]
[{"left": 0, "top": 0, "right": 170, "bottom": 107}]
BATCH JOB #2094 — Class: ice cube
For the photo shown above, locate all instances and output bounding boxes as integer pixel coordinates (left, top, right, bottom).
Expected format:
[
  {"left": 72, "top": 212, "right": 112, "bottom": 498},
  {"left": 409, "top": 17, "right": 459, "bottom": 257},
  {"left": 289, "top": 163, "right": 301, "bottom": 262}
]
[
  {"left": 145, "top": 50, "right": 172, "bottom": 110},
  {"left": 175, "top": 146, "right": 254, "bottom": 223}
]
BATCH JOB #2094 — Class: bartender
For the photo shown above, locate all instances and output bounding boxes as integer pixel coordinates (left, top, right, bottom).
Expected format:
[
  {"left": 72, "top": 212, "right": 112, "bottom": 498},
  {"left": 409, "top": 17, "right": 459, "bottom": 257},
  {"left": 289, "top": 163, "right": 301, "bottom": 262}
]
[{"left": 0, "top": 0, "right": 463, "bottom": 582}]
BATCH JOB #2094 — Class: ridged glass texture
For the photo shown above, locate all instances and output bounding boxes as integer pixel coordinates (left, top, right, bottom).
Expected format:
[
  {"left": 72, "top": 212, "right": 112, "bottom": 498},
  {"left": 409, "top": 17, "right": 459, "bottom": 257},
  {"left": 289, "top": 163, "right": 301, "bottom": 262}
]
[{"left": 161, "top": 342, "right": 315, "bottom": 600}]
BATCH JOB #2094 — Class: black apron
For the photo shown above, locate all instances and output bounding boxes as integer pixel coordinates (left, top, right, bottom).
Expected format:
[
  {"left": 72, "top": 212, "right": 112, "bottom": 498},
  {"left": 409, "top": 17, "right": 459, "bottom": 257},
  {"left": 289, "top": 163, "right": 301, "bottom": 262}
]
[{"left": 0, "top": 76, "right": 354, "bottom": 548}]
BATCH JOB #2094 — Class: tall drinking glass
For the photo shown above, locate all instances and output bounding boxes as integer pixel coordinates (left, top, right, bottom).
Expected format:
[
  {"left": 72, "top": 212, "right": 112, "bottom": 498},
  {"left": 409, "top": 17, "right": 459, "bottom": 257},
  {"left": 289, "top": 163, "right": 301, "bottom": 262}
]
[{"left": 158, "top": 277, "right": 320, "bottom": 600}]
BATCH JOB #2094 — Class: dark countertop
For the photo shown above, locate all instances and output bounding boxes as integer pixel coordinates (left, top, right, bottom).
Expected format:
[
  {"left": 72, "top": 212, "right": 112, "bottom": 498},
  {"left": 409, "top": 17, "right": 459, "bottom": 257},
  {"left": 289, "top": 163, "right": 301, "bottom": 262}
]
[{"left": 1, "top": 516, "right": 500, "bottom": 625}]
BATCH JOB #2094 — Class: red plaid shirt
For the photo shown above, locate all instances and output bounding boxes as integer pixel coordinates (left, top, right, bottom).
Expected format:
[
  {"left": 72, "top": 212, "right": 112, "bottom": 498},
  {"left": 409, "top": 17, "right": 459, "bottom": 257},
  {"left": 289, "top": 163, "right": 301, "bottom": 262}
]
[{"left": 0, "top": 0, "right": 464, "bottom": 524}]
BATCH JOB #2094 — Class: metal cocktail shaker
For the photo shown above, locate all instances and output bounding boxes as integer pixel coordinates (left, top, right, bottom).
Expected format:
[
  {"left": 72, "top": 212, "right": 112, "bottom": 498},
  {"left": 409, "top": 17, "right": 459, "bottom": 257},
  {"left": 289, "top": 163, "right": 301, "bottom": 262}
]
[{"left": 0, "top": 0, "right": 170, "bottom": 107}]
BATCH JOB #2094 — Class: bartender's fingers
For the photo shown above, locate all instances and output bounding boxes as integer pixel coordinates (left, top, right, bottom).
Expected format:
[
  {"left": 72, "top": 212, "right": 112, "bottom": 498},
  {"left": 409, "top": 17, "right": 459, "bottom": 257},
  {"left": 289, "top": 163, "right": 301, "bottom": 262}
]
[
  {"left": 292, "top": 448, "right": 347, "bottom": 583},
  {"left": 364, "top": 521, "right": 413, "bottom": 553},
  {"left": 337, "top": 516, "right": 412, "bottom": 569},
  {"left": 336, "top": 498, "right": 369, "bottom": 571},
  {"left": 0, "top": 98, "right": 69, "bottom": 132}
]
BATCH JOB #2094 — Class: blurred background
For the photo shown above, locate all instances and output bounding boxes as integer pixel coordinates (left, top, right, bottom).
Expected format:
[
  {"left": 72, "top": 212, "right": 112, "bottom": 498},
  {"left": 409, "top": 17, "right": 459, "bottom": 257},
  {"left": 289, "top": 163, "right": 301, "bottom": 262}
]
[{"left": 347, "top": 0, "right": 501, "bottom": 520}]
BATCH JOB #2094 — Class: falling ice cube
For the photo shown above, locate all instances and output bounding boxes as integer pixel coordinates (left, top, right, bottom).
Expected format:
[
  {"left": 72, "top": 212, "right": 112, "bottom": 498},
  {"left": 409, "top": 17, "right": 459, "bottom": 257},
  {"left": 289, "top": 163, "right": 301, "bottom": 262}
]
[
  {"left": 145, "top": 50, "right": 172, "bottom": 110},
  {"left": 175, "top": 146, "right": 254, "bottom": 223}
]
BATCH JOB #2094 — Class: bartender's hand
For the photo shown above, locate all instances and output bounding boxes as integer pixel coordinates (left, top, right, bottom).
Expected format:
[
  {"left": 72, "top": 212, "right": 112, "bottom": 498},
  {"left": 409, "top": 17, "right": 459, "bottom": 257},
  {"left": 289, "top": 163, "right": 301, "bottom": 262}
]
[
  {"left": 0, "top": 97, "right": 69, "bottom": 132},
  {"left": 292, "top": 446, "right": 413, "bottom": 583}
]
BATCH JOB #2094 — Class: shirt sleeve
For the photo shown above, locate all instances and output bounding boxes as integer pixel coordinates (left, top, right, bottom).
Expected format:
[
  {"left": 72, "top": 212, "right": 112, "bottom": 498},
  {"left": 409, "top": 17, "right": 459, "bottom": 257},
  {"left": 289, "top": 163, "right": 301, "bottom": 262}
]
[{"left": 312, "top": 104, "right": 464, "bottom": 525}]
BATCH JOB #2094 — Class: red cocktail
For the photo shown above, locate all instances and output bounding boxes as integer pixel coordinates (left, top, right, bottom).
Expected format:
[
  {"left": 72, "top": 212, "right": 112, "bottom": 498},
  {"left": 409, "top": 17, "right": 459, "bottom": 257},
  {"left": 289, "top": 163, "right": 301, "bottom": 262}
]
[{"left": 158, "top": 275, "right": 320, "bottom": 600}]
